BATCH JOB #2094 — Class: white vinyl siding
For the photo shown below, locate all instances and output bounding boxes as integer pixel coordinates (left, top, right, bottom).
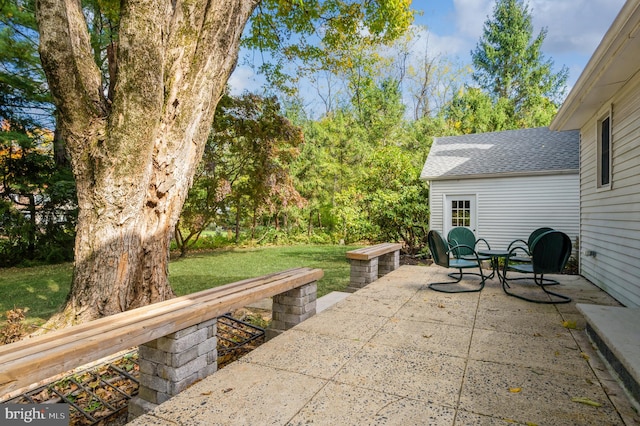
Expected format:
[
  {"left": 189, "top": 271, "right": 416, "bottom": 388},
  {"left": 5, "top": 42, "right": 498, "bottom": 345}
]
[
  {"left": 579, "top": 74, "right": 640, "bottom": 307},
  {"left": 429, "top": 174, "right": 579, "bottom": 251}
]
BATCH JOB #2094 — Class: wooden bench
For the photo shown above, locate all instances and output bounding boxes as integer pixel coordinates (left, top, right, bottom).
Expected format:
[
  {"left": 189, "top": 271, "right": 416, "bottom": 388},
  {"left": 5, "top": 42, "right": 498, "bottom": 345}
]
[
  {"left": 346, "top": 243, "right": 403, "bottom": 291},
  {"left": 0, "top": 267, "right": 323, "bottom": 418}
]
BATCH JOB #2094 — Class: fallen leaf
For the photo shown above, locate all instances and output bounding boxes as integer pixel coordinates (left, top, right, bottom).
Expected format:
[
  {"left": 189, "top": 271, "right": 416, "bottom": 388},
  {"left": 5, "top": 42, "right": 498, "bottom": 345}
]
[
  {"left": 580, "top": 352, "right": 590, "bottom": 360},
  {"left": 526, "top": 423, "right": 539, "bottom": 426},
  {"left": 563, "top": 320, "right": 578, "bottom": 329},
  {"left": 571, "top": 397, "right": 602, "bottom": 407},
  {"left": 554, "top": 351, "right": 560, "bottom": 356},
  {"left": 533, "top": 332, "right": 543, "bottom": 337},
  {"left": 509, "top": 387, "right": 522, "bottom": 393},
  {"left": 201, "top": 391, "right": 212, "bottom": 396},
  {"left": 422, "top": 334, "right": 433, "bottom": 339},
  {"left": 438, "top": 304, "right": 446, "bottom": 309},
  {"left": 222, "top": 388, "right": 233, "bottom": 393}
]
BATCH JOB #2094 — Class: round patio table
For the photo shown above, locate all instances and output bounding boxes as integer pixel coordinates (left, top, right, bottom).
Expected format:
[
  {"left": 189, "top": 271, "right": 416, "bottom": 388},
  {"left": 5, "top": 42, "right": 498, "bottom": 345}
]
[{"left": 478, "top": 249, "right": 509, "bottom": 283}]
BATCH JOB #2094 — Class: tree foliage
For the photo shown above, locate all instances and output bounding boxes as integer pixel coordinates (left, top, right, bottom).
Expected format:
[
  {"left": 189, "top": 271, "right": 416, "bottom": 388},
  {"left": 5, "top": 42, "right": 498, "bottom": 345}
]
[
  {"left": 244, "top": 0, "right": 414, "bottom": 92},
  {"left": 178, "top": 64, "right": 432, "bottom": 254},
  {"left": 443, "top": 87, "right": 511, "bottom": 134},
  {"left": 469, "top": 0, "right": 567, "bottom": 129},
  {"left": 0, "top": 127, "right": 76, "bottom": 266},
  {"left": 177, "top": 93, "right": 305, "bottom": 254},
  {"left": 403, "top": 29, "right": 471, "bottom": 120},
  {"left": 0, "top": 0, "right": 51, "bottom": 130},
  {"left": 289, "top": 76, "right": 430, "bottom": 250},
  {"left": 0, "top": 0, "right": 76, "bottom": 266}
]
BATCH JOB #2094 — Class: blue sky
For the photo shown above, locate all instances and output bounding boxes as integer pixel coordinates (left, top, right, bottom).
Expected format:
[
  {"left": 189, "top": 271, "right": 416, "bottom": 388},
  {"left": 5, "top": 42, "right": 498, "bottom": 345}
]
[{"left": 229, "top": 0, "right": 627, "bottom": 103}]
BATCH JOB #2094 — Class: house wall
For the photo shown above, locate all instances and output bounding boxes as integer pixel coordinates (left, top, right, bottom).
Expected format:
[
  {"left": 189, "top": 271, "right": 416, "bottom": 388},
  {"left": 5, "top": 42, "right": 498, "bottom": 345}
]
[
  {"left": 429, "top": 174, "right": 579, "bottom": 251},
  {"left": 578, "top": 72, "right": 640, "bottom": 308}
]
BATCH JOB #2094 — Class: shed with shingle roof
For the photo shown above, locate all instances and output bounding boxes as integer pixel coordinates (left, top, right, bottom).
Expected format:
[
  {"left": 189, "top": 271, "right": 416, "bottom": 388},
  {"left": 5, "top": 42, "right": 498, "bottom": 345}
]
[{"left": 420, "top": 127, "right": 580, "bottom": 250}]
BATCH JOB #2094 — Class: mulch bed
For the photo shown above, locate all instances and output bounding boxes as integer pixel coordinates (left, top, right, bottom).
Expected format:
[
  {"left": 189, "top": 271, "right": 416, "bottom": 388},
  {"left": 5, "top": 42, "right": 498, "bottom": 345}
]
[{"left": 400, "top": 254, "right": 432, "bottom": 266}]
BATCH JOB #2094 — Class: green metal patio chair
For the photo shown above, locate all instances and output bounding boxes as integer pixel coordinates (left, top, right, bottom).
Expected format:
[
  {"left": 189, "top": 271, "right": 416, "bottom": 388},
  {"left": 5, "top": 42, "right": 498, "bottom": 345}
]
[
  {"left": 506, "top": 227, "right": 553, "bottom": 262},
  {"left": 506, "top": 227, "right": 558, "bottom": 285},
  {"left": 502, "top": 230, "right": 572, "bottom": 304},
  {"left": 427, "top": 230, "right": 487, "bottom": 293},
  {"left": 447, "top": 227, "right": 492, "bottom": 279}
]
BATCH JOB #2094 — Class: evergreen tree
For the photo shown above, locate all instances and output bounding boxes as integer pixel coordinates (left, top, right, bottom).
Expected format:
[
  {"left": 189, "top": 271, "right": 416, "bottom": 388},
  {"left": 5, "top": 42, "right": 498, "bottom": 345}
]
[
  {"left": 0, "top": 0, "right": 51, "bottom": 130},
  {"left": 0, "top": 0, "right": 76, "bottom": 266},
  {"left": 470, "top": 0, "right": 568, "bottom": 128}
]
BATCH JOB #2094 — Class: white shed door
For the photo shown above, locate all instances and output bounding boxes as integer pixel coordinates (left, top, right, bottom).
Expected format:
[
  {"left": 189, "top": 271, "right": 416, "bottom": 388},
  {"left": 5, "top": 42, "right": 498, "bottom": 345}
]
[{"left": 444, "top": 194, "right": 477, "bottom": 236}]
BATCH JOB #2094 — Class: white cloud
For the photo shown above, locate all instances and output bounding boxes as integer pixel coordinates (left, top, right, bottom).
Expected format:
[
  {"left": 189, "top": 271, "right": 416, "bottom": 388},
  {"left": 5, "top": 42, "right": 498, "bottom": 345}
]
[
  {"left": 453, "top": 0, "right": 494, "bottom": 38},
  {"left": 227, "top": 65, "right": 263, "bottom": 95},
  {"left": 528, "top": 0, "right": 626, "bottom": 55},
  {"left": 410, "top": 26, "right": 471, "bottom": 59}
]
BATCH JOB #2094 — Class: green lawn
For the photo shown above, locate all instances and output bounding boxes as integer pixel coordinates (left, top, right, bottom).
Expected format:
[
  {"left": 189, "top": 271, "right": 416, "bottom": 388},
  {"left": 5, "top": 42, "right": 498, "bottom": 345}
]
[
  {"left": 0, "top": 245, "right": 358, "bottom": 327},
  {"left": 0, "top": 263, "right": 73, "bottom": 328}
]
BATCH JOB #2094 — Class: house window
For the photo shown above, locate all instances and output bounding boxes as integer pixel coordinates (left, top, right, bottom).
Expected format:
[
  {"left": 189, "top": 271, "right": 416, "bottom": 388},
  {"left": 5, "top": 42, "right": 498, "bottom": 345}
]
[
  {"left": 451, "top": 199, "right": 471, "bottom": 227},
  {"left": 597, "top": 112, "right": 611, "bottom": 188}
]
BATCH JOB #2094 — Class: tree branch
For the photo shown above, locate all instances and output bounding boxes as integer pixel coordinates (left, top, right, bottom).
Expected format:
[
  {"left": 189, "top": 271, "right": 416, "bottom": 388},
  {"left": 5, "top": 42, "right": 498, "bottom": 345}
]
[{"left": 35, "top": 0, "right": 106, "bottom": 133}]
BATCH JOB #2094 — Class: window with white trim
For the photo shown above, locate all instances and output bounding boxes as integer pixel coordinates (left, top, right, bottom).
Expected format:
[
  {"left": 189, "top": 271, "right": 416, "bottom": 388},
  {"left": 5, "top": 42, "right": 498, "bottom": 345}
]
[
  {"left": 451, "top": 199, "right": 471, "bottom": 227},
  {"left": 597, "top": 110, "right": 612, "bottom": 188}
]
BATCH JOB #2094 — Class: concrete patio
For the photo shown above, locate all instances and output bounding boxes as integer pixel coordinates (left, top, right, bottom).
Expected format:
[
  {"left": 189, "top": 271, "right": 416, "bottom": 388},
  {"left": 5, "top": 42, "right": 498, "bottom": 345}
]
[{"left": 129, "top": 265, "right": 640, "bottom": 425}]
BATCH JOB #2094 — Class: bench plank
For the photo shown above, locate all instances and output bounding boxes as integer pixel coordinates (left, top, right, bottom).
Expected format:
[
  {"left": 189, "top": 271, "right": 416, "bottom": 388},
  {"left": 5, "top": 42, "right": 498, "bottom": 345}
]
[
  {"left": 0, "top": 267, "right": 323, "bottom": 396},
  {"left": 346, "top": 243, "right": 402, "bottom": 261}
]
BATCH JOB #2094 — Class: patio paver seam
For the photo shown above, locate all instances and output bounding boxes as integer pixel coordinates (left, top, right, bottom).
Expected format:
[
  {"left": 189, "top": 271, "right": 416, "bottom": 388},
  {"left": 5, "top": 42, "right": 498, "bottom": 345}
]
[{"left": 452, "top": 287, "right": 483, "bottom": 425}]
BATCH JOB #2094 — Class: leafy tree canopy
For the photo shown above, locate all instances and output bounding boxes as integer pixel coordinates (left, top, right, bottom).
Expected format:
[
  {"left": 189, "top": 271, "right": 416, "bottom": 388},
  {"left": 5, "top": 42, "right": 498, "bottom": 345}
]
[{"left": 243, "top": 0, "right": 415, "bottom": 91}]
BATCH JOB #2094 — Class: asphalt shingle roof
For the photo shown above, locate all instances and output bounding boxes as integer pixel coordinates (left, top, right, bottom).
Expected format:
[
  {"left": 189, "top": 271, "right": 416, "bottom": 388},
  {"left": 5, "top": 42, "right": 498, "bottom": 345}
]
[{"left": 420, "top": 127, "right": 579, "bottom": 180}]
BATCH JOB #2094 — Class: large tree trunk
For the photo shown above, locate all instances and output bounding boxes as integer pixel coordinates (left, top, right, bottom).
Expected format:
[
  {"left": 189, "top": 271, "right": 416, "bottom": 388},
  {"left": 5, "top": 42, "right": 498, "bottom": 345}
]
[{"left": 35, "top": 0, "right": 257, "bottom": 325}]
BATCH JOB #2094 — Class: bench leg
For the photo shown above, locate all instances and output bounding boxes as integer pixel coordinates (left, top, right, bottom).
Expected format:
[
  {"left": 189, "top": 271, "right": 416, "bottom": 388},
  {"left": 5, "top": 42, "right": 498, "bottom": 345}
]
[
  {"left": 378, "top": 251, "right": 399, "bottom": 277},
  {"left": 129, "top": 319, "right": 218, "bottom": 421},
  {"left": 347, "top": 258, "right": 378, "bottom": 292},
  {"left": 266, "top": 281, "right": 317, "bottom": 340}
]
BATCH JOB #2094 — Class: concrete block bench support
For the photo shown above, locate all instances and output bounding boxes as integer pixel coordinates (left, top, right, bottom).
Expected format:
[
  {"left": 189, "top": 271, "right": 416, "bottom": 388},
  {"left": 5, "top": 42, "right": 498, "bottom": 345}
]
[
  {"left": 266, "top": 281, "right": 317, "bottom": 341},
  {"left": 346, "top": 243, "right": 402, "bottom": 292},
  {"left": 129, "top": 319, "right": 218, "bottom": 419}
]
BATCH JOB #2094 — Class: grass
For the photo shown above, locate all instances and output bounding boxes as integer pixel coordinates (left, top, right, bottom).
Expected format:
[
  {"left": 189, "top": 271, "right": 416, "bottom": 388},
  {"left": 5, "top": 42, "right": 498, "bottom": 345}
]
[
  {"left": 0, "top": 245, "right": 359, "bottom": 327},
  {"left": 0, "top": 263, "right": 73, "bottom": 328}
]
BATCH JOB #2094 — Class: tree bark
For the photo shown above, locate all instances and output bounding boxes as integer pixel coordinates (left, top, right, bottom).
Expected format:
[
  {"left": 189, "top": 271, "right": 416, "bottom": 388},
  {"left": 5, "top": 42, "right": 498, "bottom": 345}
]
[
  {"left": 35, "top": 0, "right": 257, "bottom": 325},
  {"left": 27, "top": 194, "right": 36, "bottom": 258}
]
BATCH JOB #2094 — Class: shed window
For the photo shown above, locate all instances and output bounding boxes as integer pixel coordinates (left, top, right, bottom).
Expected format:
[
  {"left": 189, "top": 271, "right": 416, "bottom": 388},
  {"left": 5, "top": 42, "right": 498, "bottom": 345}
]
[
  {"left": 597, "top": 113, "right": 611, "bottom": 188},
  {"left": 451, "top": 200, "right": 471, "bottom": 227}
]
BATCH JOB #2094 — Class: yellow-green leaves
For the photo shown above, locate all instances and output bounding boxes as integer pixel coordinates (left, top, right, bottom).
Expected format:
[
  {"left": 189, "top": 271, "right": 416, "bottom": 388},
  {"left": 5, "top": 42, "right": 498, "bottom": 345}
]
[
  {"left": 571, "top": 397, "right": 602, "bottom": 407},
  {"left": 245, "top": 0, "right": 416, "bottom": 92}
]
